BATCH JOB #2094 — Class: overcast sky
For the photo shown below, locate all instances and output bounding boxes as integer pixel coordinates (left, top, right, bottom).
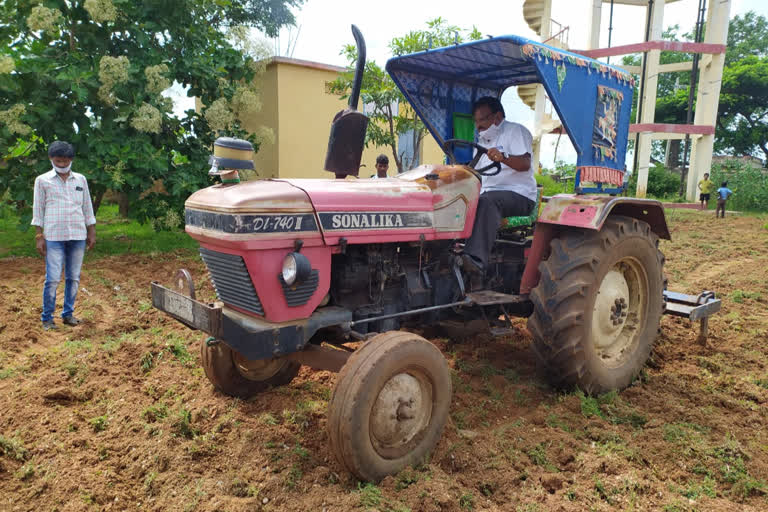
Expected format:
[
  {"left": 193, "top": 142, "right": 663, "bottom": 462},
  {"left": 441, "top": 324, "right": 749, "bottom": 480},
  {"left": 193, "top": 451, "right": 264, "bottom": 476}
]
[{"left": 246, "top": 0, "right": 767, "bottom": 167}]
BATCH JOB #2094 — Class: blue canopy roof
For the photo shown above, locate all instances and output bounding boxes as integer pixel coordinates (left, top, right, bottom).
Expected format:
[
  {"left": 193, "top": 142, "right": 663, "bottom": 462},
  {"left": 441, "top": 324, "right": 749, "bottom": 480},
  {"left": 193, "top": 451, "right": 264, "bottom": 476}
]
[{"left": 385, "top": 35, "right": 635, "bottom": 172}]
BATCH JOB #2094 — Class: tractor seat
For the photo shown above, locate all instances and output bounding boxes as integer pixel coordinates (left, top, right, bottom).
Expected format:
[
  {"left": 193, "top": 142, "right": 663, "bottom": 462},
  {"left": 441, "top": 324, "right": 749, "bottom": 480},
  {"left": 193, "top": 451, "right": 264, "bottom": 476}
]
[{"left": 500, "top": 186, "right": 542, "bottom": 230}]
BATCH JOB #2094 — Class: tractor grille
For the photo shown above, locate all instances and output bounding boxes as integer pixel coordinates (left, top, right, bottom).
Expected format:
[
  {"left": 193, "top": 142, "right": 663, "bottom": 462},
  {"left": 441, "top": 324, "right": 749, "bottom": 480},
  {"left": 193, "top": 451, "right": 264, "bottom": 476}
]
[
  {"left": 199, "top": 248, "right": 264, "bottom": 315},
  {"left": 279, "top": 270, "right": 319, "bottom": 307}
]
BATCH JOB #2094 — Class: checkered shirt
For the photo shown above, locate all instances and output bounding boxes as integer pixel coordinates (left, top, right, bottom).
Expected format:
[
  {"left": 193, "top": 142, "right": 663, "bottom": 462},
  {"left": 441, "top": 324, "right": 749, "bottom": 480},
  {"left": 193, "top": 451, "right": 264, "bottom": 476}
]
[{"left": 31, "top": 170, "right": 96, "bottom": 241}]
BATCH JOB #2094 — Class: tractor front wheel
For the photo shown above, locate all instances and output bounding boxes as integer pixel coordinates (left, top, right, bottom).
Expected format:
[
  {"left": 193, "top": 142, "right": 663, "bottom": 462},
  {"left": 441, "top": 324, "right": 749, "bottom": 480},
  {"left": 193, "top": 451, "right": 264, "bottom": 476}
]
[
  {"left": 528, "top": 215, "right": 665, "bottom": 394},
  {"left": 200, "top": 339, "right": 300, "bottom": 399},
  {"left": 327, "top": 331, "right": 451, "bottom": 482}
]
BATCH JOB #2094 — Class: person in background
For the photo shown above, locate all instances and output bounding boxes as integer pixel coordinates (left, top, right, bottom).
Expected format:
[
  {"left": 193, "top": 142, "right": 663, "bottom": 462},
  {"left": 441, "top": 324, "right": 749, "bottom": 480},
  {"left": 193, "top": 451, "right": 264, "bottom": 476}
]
[
  {"left": 31, "top": 141, "right": 96, "bottom": 330},
  {"left": 697, "top": 172, "right": 715, "bottom": 210},
  {"left": 372, "top": 154, "right": 389, "bottom": 178},
  {"left": 715, "top": 181, "right": 733, "bottom": 219}
]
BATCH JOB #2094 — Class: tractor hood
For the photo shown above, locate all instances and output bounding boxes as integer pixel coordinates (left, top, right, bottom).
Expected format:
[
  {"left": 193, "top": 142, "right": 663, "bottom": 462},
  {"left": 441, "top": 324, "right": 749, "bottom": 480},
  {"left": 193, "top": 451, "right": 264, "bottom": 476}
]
[{"left": 184, "top": 175, "right": 472, "bottom": 247}]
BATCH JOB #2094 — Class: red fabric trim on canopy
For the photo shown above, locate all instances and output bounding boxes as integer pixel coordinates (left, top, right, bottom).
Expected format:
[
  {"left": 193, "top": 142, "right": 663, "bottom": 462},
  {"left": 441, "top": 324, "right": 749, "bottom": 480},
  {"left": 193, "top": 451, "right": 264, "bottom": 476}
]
[{"left": 579, "top": 166, "right": 624, "bottom": 186}]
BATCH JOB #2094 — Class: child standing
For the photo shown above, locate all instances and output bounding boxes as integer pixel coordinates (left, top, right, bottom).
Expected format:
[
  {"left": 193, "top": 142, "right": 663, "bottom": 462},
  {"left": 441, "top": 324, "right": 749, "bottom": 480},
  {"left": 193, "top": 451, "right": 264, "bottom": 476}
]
[
  {"left": 697, "top": 173, "right": 714, "bottom": 210},
  {"left": 715, "top": 181, "right": 733, "bottom": 218}
]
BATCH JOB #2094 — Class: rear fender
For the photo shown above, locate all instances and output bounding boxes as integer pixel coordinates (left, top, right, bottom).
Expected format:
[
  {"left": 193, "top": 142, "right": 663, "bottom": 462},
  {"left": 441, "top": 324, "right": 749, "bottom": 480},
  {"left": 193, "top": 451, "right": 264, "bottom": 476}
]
[
  {"left": 537, "top": 195, "right": 670, "bottom": 240},
  {"left": 519, "top": 195, "right": 670, "bottom": 294}
]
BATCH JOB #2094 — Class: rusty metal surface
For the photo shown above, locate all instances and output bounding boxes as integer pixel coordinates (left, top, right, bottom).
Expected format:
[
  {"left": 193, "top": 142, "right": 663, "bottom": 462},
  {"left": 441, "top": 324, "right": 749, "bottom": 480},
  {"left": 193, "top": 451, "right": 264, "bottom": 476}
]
[
  {"left": 324, "top": 110, "right": 369, "bottom": 176},
  {"left": 466, "top": 290, "right": 528, "bottom": 306},
  {"left": 284, "top": 344, "right": 350, "bottom": 373},
  {"left": 519, "top": 223, "right": 554, "bottom": 295},
  {"left": 151, "top": 282, "right": 222, "bottom": 337},
  {"left": 185, "top": 179, "right": 315, "bottom": 214},
  {"left": 538, "top": 195, "right": 670, "bottom": 240}
]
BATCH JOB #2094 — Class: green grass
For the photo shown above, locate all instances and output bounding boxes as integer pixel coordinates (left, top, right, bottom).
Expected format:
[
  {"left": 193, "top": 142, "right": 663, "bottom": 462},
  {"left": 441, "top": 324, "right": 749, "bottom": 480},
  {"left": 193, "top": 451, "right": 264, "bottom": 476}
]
[{"left": 0, "top": 203, "right": 197, "bottom": 258}]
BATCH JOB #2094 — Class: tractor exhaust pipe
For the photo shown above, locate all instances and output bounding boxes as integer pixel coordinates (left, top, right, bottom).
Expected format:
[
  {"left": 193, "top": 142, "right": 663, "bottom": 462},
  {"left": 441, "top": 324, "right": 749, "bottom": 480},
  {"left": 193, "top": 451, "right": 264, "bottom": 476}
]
[
  {"left": 348, "top": 24, "right": 366, "bottom": 111},
  {"left": 324, "top": 24, "right": 369, "bottom": 178}
]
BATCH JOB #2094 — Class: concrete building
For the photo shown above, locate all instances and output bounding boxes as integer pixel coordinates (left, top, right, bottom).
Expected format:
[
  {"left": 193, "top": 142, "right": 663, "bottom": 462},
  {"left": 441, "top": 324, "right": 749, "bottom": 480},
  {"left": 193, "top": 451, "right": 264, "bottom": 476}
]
[
  {"left": 242, "top": 56, "right": 444, "bottom": 179},
  {"left": 521, "top": 0, "right": 730, "bottom": 200}
]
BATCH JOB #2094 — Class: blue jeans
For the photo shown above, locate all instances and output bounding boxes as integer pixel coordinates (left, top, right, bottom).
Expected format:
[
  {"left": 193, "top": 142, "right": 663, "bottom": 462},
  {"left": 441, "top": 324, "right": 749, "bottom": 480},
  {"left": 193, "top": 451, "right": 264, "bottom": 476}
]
[{"left": 42, "top": 240, "right": 86, "bottom": 322}]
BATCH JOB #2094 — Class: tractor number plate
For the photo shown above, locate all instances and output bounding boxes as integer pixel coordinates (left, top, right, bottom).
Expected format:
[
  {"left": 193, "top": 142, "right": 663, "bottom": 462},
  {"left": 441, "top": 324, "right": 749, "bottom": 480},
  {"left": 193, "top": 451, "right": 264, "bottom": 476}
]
[
  {"left": 165, "top": 292, "right": 194, "bottom": 323},
  {"left": 151, "top": 282, "right": 222, "bottom": 336}
]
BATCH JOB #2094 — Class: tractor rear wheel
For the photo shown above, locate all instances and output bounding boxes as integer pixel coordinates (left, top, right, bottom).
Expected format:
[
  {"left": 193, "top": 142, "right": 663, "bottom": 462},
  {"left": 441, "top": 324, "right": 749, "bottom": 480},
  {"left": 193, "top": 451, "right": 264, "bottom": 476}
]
[
  {"left": 200, "top": 339, "right": 300, "bottom": 399},
  {"left": 327, "top": 331, "right": 451, "bottom": 482},
  {"left": 528, "top": 215, "right": 665, "bottom": 394}
]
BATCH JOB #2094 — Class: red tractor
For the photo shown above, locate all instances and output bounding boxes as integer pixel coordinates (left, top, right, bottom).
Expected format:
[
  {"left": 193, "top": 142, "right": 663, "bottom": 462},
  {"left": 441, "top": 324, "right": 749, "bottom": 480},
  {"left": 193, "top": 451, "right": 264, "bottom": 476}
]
[{"left": 153, "top": 29, "right": 720, "bottom": 482}]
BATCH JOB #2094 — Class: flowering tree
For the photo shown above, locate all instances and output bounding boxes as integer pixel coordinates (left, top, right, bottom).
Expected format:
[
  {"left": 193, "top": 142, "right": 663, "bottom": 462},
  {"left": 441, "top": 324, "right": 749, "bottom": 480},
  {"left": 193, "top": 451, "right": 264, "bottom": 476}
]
[{"left": 0, "top": 0, "right": 299, "bottom": 228}]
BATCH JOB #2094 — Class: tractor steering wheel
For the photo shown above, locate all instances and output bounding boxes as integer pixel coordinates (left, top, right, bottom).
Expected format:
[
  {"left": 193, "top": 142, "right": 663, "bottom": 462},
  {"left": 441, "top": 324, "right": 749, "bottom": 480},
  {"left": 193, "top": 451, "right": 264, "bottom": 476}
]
[{"left": 441, "top": 139, "right": 502, "bottom": 176}]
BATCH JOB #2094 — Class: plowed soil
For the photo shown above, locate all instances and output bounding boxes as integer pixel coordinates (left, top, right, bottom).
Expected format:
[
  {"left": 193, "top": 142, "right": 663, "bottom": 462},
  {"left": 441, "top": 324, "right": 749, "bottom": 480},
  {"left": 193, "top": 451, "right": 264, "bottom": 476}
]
[{"left": 1, "top": 210, "right": 767, "bottom": 512}]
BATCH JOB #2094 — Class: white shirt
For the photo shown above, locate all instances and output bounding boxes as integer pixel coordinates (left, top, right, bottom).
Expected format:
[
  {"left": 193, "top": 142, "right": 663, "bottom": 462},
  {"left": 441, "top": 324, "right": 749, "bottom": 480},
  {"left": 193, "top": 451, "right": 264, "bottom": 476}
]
[
  {"left": 31, "top": 170, "right": 96, "bottom": 241},
  {"left": 475, "top": 120, "right": 538, "bottom": 201}
]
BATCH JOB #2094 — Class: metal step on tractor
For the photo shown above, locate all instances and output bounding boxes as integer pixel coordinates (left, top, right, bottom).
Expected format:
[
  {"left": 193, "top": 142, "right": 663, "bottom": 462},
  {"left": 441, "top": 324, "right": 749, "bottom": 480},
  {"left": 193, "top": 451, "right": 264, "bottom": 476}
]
[{"left": 152, "top": 27, "right": 720, "bottom": 482}]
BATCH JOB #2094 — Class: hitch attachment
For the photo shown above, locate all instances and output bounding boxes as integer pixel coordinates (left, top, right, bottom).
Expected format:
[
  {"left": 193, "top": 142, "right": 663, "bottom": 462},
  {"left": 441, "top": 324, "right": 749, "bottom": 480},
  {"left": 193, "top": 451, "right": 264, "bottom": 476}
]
[{"left": 663, "top": 290, "right": 721, "bottom": 344}]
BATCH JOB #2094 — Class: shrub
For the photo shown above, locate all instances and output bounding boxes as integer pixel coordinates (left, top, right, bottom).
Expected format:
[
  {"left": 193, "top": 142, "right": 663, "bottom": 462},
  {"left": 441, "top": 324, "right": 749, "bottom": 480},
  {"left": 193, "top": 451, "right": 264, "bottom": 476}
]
[
  {"left": 709, "top": 161, "right": 768, "bottom": 212},
  {"left": 628, "top": 164, "right": 681, "bottom": 199}
]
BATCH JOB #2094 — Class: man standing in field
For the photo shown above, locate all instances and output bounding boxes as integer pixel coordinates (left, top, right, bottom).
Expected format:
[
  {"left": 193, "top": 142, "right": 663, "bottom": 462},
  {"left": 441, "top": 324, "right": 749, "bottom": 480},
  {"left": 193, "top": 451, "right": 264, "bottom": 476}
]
[
  {"left": 697, "top": 173, "right": 714, "bottom": 210},
  {"left": 31, "top": 141, "right": 96, "bottom": 330}
]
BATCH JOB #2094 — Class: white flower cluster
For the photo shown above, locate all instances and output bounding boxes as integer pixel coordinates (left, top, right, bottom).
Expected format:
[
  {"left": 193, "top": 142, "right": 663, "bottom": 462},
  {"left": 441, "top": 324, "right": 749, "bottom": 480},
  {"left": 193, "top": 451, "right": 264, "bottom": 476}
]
[
  {"left": 105, "top": 160, "right": 127, "bottom": 186},
  {"left": 204, "top": 98, "right": 234, "bottom": 132},
  {"left": 0, "top": 104, "right": 32, "bottom": 136},
  {"left": 98, "top": 55, "right": 130, "bottom": 106},
  {"left": 84, "top": 0, "right": 117, "bottom": 24},
  {"left": 231, "top": 86, "right": 262, "bottom": 123},
  {"left": 255, "top": 125, "right": 275, "bottom": 146},
  {"left": 145, "top": 64, "right": 170, "bottom": 94},
  {"left": 150, "top": 202, "right": 182, "bottom": 230},
  {"left": 0, "top": 56, "right": 15, "bottom": 74},
  {"left": 27, "top": 6, "right": 62, "bottom": 32},
  {"left": 131, "top": 103, "right": 162, "bottom": 134},
  {"left": 228, "top": 26, "right": 272, "bottom": 61}
]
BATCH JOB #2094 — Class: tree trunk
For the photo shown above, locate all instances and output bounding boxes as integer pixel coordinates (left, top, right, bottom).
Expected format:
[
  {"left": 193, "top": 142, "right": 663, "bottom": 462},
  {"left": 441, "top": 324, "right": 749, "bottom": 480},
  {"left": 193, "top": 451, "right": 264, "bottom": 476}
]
[
  {"left": 92, "top": 190, "right": 105, "bottom": 215},
  {"left": 665, "top": 139, "right": 681, "bottom": 170},
  {"left": 117, "top": 192, "right": 130, "bottom": 217}
]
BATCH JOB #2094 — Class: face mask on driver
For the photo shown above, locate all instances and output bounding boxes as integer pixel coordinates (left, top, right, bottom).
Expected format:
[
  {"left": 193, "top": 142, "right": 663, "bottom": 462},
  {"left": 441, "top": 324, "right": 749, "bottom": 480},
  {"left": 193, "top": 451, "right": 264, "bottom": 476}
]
[
  {"left": 51, "top": 160, "right": 72, "bottom": 174},
  {"left": 478, "top": 121, "right": 501, "bottom": 142}
]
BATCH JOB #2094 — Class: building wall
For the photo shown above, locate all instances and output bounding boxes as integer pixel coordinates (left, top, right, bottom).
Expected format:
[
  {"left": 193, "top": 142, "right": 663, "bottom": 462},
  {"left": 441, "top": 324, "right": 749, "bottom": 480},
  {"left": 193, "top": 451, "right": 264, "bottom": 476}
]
[
  {"left": 246, "top": 58, "right": 445, "bottom": 180},
  {"left": 242, "top": 66, "right": 279, "bottom": 179}
]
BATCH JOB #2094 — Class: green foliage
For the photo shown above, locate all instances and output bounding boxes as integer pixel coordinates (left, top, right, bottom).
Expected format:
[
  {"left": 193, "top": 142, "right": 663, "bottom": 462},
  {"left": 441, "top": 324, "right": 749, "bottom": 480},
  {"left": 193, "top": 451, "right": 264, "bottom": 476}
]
[
  {"left": 89, "top": 415, "right": 108, "bottom": 432},
  {"left": 0, "top": 435, "right": 29, "bottom": 461},
  {"left": 729, "top": 289, "right": 761, "bottom": 304},
  {"left": 716, "top": 56, "right": 768, "bottom": 162},
  {"left": 142, "top": 403, "right": 169, "bottom": 423},
  {"left": 628, "top": 164, "right": 680, "bottom": 199},
  {"left": 459, "top": 492, "right": 475, "bottom": 510},
  {"left": 172, "top": 406, "right": 197, "bottom": 439},
  {"left": 0, "top": 202, "right": 197, "bottom": 258},
  {"left": 0, "top": 0, "right": 301, "bottom": 228},
  {"left": 709, "top": 161, "right": 768, "bottom": 212},
  {"left": 357, "top": 482, "right": 382, "bottom": 507},
  {"left": 726, "top": 11, "right": 768, "bottom": 65},
  {"left": 330, "top": 18, "right": 481, "bottom": 173}
]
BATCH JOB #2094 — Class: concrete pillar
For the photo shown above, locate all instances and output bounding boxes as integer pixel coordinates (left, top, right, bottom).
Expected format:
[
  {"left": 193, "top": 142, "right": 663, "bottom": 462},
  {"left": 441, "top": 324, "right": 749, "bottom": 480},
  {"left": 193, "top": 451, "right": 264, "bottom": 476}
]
[
  {"left": 686, "top": 0, "right": 731, "bottom": 201},
  {"left": 586, "top": 0, "right": 603, "bottom": 50},
  {"left": 635, "top": 0, "right": 665, "bottom": 198},
  {"left": 532, "top": 138, "right": 542, "bottom": 174},
  {"left": 532, "top": 0, "right": 552, "bottom": 171}
]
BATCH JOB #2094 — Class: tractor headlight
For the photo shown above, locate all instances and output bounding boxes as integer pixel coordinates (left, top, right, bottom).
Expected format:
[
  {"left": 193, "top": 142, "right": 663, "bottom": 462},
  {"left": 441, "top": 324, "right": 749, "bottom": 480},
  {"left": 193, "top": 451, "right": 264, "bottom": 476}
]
[{"left": 281, "top": 252, "right": 311, "bottom": 286}]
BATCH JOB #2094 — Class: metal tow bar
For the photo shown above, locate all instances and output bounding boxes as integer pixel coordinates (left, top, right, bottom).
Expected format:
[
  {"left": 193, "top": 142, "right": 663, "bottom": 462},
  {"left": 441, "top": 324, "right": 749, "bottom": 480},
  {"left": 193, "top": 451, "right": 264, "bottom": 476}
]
[{"left": 663, "top": 290, "right": 721, "bottom": 344}]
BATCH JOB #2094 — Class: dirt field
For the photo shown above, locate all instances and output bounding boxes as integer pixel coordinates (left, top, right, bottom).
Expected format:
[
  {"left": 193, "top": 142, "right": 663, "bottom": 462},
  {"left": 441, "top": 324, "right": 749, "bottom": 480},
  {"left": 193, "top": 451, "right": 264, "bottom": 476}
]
[{"left": 1, "top": 210, "right": 767, "bottom": 512}]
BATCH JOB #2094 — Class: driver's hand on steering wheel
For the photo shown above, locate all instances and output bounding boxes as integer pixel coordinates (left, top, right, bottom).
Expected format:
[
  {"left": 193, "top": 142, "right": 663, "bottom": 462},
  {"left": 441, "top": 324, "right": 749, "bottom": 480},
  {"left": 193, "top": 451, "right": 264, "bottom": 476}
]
[{"left": 486, "top": 148, "right": 505, "bottom": 163}]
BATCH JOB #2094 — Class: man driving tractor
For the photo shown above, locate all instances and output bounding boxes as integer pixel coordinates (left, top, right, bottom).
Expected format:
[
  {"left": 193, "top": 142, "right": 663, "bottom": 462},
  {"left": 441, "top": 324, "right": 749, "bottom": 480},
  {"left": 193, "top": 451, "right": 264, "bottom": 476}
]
[{"left": 462, "top": 97, "right": 538, "bottom": 275}]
